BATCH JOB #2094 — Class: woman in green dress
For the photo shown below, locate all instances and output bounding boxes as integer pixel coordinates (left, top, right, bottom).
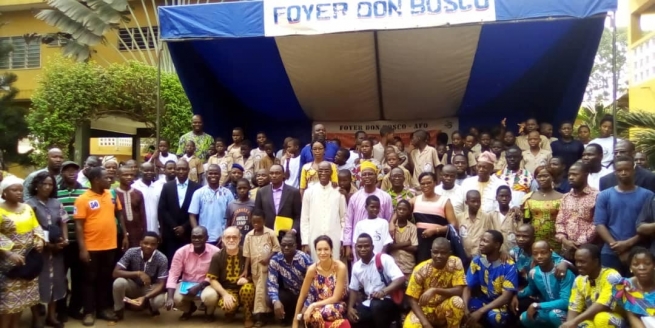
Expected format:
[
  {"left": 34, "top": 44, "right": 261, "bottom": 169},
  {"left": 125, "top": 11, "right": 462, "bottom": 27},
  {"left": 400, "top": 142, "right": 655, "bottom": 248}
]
[{"left": 522, "top": 166, "right": 562, "bottom": 251}]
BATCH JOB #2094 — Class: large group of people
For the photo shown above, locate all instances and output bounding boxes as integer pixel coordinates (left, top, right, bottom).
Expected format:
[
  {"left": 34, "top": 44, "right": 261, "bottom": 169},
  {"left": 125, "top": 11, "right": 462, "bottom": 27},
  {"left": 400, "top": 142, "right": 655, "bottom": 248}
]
[{"left": 0, "top": 113, "right": 654, "bottom": 328}]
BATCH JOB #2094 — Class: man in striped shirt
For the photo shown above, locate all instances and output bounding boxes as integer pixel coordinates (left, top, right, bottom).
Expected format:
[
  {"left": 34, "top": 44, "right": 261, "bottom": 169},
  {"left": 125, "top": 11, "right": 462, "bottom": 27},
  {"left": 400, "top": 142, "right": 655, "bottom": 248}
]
[{"left": 56, "top": 160, "right": 88, "bottom": 321}]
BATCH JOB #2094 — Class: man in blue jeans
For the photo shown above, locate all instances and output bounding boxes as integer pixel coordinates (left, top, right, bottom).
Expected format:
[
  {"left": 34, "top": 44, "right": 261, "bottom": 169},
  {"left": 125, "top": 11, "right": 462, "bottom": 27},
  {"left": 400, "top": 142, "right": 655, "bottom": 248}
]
[{"left": 594, "top": 155, "right": 653, "bottom": 276}]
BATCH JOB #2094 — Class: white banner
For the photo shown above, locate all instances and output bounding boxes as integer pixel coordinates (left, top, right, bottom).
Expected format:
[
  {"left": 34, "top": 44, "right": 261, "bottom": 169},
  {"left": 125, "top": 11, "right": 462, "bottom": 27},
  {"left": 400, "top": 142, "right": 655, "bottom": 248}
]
[
  {"left": 264, "top": 0, "right": 496, "bottom": 37},
  {"left": 317, "top": 118, "right": 458, "bottom": 148}
]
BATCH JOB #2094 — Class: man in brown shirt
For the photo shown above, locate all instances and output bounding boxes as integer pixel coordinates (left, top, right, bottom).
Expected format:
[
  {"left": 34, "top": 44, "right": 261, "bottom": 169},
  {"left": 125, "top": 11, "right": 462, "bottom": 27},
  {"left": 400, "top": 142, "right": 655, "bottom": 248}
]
[{"left": 114, "top": 166, "right": 146, "bottom": 247}]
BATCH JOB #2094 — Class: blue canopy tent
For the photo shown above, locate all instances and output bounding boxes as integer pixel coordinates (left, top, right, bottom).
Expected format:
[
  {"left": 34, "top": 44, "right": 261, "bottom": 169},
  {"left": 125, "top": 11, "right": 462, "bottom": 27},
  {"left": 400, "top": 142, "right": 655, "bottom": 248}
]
[{"left": 159, "top": 0, "right": 617, "bottom": 146}]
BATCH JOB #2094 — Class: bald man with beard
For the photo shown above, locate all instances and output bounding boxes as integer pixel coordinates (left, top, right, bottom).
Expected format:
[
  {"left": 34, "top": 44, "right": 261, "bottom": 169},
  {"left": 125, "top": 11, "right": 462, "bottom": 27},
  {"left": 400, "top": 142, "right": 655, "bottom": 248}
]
[{"left": 24, "top": 147, "right": 64, "bottom": 199}]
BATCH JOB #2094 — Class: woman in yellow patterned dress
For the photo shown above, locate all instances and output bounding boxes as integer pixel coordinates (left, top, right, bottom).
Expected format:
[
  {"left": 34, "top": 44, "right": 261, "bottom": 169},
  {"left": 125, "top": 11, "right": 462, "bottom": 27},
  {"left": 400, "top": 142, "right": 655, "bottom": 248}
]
[
  {"left": 0, "top": 176, "right": 45, "bottom": 328},
  {"left": 404, "top": 237, "right": 466, "bottom": 328},
  {"left": 300, "top": 141, "right": 337, "bottom": 197},
  {"left": 522, "top": 166, "right": 562, "bottom": 251}
]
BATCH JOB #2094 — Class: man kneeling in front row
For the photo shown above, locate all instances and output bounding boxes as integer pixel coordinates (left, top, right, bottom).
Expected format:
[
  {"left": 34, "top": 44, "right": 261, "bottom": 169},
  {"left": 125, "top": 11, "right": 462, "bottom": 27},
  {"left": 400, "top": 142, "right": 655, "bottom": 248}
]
[{"left": 112, "top": 231, "right": 168, "bottom": 319}]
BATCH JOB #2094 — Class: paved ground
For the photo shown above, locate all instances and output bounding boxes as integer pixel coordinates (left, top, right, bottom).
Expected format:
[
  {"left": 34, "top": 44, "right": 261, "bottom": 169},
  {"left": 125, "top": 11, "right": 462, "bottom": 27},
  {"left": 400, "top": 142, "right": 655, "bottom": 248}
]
[{"left": 19, "top": 309, "right": 285, "bottom": 328}]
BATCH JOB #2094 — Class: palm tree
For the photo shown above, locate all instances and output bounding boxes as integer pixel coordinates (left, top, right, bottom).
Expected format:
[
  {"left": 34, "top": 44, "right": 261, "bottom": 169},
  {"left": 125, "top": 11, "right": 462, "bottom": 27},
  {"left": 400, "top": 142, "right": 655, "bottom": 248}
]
[
  {"left": 576, "top": 103, "right": 627, "bottom": 139},
  {"left": 31, "top": 0, "right": 221, "bottom": 72},
  {"left": 616, "top": 111, "right": 655, "bottom": 167}
]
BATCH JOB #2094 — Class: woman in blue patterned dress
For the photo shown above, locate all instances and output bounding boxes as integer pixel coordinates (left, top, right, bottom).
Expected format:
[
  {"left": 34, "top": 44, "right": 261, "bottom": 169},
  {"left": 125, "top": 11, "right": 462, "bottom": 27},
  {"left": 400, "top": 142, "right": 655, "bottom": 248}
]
[{"left": 614, "top": 247, "right": 655, "bottom": 328}]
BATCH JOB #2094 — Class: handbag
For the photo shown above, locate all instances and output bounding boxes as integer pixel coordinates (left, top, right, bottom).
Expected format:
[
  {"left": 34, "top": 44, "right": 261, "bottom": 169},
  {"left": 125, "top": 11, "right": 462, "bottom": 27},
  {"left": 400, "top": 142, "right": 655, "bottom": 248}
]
[
  {"left": 1, "top": 247, "right": 44, "bottom": 280},
  {"left": 374, "top": 253, "right": 404, "bottom": 305},
  {"left": 445, "top": 225, "right": 470, "bottom": 269}
]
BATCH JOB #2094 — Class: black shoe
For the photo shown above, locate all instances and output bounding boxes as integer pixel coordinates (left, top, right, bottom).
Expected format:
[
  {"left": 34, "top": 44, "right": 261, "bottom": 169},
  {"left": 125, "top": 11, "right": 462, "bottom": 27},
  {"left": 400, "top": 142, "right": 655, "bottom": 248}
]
[
  {"left": 115, "top": 309, "right": 124, "bottom": 321},
  {"left": 56, "top": 312, "right": 68, "bottom": 323},
  {"left": 97, "top": 309, "right": 118, "bottom": 321}
]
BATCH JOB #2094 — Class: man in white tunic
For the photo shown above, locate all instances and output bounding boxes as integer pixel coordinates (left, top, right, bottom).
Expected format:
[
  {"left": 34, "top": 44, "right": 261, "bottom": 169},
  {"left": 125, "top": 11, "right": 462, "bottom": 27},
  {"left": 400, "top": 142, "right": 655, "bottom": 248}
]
[
  {"left": 461, "top": 152, "right": 508, "bottom": 213},
  {"left": 300, "top": 161, "right": 346, "bottom": 261},
  {"left": 132, "top": 162, "right": 162, "bottom": 234}
]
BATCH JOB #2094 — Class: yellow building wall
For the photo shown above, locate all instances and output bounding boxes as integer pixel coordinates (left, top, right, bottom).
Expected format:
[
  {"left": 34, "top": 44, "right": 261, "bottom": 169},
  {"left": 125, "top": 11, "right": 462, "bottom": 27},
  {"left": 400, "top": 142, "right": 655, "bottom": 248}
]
[
  {"left": 0, "top": 0, "right": 163, "bottom": 100},
  {"left": 628, "top": 0, "right": 655, "bottom": 113}
]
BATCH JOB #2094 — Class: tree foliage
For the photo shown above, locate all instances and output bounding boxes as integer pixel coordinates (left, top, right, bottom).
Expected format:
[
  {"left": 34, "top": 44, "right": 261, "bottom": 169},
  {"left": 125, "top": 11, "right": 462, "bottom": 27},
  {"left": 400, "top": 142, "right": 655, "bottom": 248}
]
[
  {"left": 584, "top": 27, "right": 628, "bottom": 105},
  {"left": 27, "top": 55, "right": 192, "bottom": 165},
  {"left": 616, "top": 111, "right": 655, "bottom": 168},
  {"left": 575, "top": 103, "right": 627, "bottom": 139},
  {"left": 0, "top": 19, "right": 31, "bottom": 168}
]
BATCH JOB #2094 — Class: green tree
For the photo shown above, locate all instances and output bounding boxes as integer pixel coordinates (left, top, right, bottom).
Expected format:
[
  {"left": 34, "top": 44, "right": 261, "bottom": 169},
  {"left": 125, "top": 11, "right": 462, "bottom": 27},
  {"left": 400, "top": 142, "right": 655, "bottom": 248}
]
[
  {"left": 27, "top": 55, "right": 192, "bottom": 165},
  {"left": 0, "top": 17, "right": 32, "bottom": 168},
  {"left": 616, "top": 111, "right": 655, "bottom": 168},
  {"left": 575, "top": 103, "right": 627, "bottom": 139},
  {"left": 584, "top": 27, "right": 628, "bottom": 105}
]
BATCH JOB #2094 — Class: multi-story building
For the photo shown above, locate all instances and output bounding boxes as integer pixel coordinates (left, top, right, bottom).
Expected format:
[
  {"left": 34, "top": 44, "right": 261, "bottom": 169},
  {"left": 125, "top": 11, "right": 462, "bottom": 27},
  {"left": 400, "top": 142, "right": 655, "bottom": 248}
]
[
  {"left": 0, "top": 0, "right": 184, "bottom": 168},
  {"left": 629, "top": 0, "right": 655, "bottom": 112}
]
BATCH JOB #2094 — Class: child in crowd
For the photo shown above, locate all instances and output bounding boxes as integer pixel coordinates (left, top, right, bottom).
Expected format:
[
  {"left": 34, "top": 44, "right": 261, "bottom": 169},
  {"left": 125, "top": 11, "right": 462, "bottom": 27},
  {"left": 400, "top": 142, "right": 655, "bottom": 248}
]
[
  {"left": 457, "top": 190, "right": 498, "bottom": 258},
  {"left": 251, "top": 131, "right": 268, "bottom": 169},
  {"left": 352, "top": 195, "right": 393, "bottom": 256},
  {"left": 442, "top": 131, "right": 476, "bottom": 169},
  {"left": 353, "top": 139, "right": 383, "bottom": 188},
  {"left": 257, "top": 140, "right": 275, "bottom": 171},
  {"left": 226, "top": 178, "right": 254, "bottom": 244},
  {"left": 491, "top": 140, "right": 506, "bottom": 171},
  {"left": 522, "top": 130, "right": 552, "bottom": 174},
  {"left": 228, "top": 127, "right": 244, "bottom": 164},
  {"left": 240, "top": 140, "right": 254, "bottom": 182},
  {"left": 388, "top": 200, "right": 418, "bottom": 278},
  {"left": 540, "top": 122, "right": 557, "bottom": 142},
  {"left": 380, "top": 151, "right": 413, "bottom": 190},
  {"left": 436, "top": 144, "right": 447, "bottom": 160},
  {"left": 503, "top": 130, "right": 516, "bottom": 148},
  {"left": 334, "top": 147, "right": 353, "bottom": 172},
  {"left": 495, "top": 185, "right": 522, "bottom": 251},
  {"left": 207, "top": 138, "right": 233, "bottom": 186},
  {"left": 242, "top": 210, "right": 280, "bottom": 327},
  {"left": 337, "top": 169, "right": 357, "bottom": 205},
  {"left": 409, "top": 130, "right": 441, "bottom": 184},
  {"left": 394, "top": 136, "right": 407, "bottom": 161},
  {"left": 577, "top": 124, "right": 591, "bottom": 146},
  {"left": 478, "top": 132, "right": 492, "bottom": 153},
  {"left": 150, "top": 139, "right": 178, "bottom": 180},
  {"left": 182, "top": 140, "right": 204, "bottom": 183}
]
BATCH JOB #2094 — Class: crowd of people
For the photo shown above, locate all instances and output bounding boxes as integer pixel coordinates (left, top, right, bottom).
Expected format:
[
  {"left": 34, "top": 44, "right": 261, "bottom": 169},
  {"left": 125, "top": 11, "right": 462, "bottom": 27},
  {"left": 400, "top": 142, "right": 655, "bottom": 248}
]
[{"left": 0, "top": 113, "right": 654, "bottom": 328}]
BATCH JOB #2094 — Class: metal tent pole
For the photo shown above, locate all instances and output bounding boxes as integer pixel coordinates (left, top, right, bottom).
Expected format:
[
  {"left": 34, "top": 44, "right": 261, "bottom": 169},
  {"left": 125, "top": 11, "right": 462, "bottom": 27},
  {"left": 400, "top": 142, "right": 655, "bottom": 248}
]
[
  {"left": 611, "top": 11, "right": 618, "bottom": 138},
  {"left": 156, "top": 46, "right": 163, "bottom": 142}
]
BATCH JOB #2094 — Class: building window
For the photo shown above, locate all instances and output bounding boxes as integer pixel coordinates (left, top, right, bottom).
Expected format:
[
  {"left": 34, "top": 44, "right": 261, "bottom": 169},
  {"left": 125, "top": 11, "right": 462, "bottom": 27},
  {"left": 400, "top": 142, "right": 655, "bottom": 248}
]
[
  {"left": 118, "top": 27, "right": 158, "bottom": 51},
  {"left": 0, "top": 36, "right": 41, "bottom": 70}
]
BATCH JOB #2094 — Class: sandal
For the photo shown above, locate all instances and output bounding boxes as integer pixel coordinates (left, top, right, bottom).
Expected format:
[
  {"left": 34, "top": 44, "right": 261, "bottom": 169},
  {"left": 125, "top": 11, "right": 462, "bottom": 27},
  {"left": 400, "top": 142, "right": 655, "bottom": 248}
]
[
  {"left": 179, "top": 303, "right": 197, "bottom": 321},
  {"left": 253, "top": 320, "right": 265, "bottom": 328}
]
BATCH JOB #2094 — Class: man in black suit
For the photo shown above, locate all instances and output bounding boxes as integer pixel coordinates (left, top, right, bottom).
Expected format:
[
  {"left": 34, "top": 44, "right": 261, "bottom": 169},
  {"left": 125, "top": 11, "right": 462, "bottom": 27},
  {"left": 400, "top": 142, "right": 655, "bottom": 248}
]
[
  {"left": 158, "top": 159, "right": 201, "bottom": 261},
  {"left": 600, "top": 139, "right": 655, "bottom": 192},
  {"left": 254, "top": 164, "right": 302, "bottom": 243}
]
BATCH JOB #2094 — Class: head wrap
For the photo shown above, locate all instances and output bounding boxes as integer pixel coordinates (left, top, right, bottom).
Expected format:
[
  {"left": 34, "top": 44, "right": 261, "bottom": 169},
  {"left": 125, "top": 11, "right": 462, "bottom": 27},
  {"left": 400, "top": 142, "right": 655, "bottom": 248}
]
[
  {"left": 477, "top": 151, "right": 497, "bottom": 165},
  {"left": 0, "top": 175, "right": 24, "bottom": 198},
  {"left": 360, "top": 161, "right": 378, "bottom": 174},
  {"left": 102, "top": 156, "right": 118, "bottom": 166},
  {"left": 232, "top": 164, "right": 245, "bottom": 172}
]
